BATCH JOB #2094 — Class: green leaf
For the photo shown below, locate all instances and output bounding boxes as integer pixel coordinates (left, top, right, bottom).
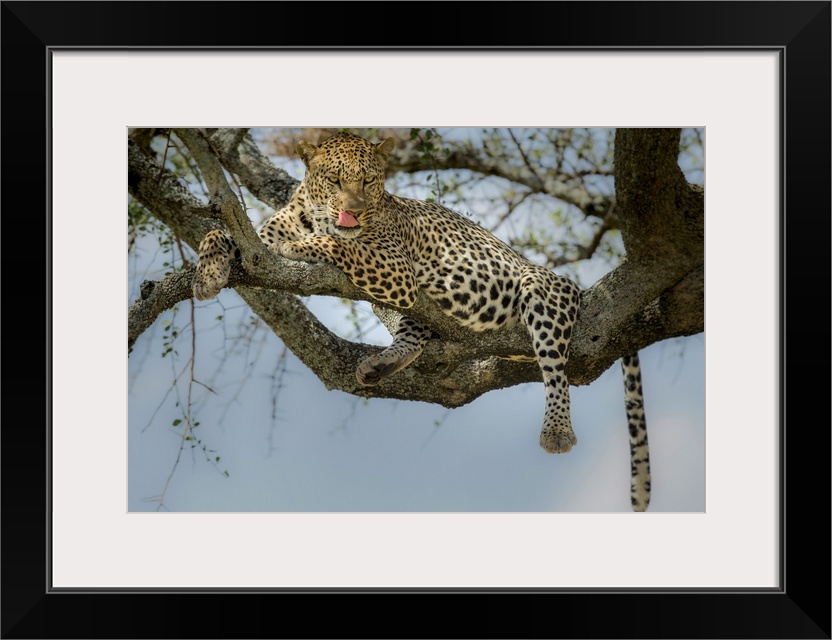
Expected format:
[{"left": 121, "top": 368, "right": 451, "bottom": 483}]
[{"left": 172, "top": 418, "right": 182, "bottom": 426}]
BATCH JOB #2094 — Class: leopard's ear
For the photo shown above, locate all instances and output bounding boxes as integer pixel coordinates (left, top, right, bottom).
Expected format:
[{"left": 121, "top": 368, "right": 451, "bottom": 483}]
[
  {"left": 296, "top": 141, "right": 320, "bottom": 169},
  {"left": 374, "top": 138, "right": 395, "bottom": 165}
]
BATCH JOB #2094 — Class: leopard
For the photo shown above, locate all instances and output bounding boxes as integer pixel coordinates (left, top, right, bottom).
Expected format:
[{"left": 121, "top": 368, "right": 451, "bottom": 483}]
[{"left": 192, "top": 131, "right": 651, "bottom": 511}]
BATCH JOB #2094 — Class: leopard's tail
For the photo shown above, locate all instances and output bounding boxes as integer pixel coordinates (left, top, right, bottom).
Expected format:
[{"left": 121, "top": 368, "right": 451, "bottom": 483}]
[{"left": 621, "top": 353, "right": 651, "bottom": 512}]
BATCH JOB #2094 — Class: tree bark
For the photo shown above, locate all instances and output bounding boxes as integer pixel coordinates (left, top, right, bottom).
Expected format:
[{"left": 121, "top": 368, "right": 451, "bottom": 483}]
[
  {"left": 127, "top": 128, "right": 703, "bottom": 405},
  {"left": 568, "top": 128, "right": 704, "bottom": 381}
]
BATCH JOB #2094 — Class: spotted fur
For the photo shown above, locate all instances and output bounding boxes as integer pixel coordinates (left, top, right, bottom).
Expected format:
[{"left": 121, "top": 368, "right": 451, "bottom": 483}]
[
  {"left": 621, "top": 354, "right": 651, "bottom": 511},
  {"left": 193, "top": 131, "right": 652, "bottom": 509}
]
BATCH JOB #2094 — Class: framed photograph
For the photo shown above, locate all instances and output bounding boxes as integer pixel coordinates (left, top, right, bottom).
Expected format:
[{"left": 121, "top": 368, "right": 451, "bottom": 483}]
[{"left": 6, "top": 1, "right": 829, "bottom": 638}]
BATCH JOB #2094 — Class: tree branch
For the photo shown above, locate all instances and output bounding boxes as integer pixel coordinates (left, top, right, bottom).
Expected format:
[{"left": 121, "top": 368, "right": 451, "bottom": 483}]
[
  {"left": 567, "top": 129, "right": 704, "bottom": 383},
  {"left": 128, "top": 272, "right": 193, "bottom": 352},
  {"left": 207, "top": 128, "right": 300, "bottom": 210},
  {"left": 387, "top": 139, "right": 617, "bottom": 222},
  {"left": 238, "top": 287, "right": 542, "bottom": 408}
]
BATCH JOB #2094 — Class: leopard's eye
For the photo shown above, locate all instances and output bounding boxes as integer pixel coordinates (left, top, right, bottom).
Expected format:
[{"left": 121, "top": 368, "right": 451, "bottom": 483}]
[
  {"left": 364, "top": 175, "right": 375, "bottom": 184},
  {"left": 327, "top": 175, "right": 339, "bottom": 184}
]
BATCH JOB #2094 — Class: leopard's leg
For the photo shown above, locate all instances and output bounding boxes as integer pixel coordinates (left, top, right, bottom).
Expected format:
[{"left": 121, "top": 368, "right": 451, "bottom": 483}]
[
  {"left": 192, "top": 192, "right": 314, "bottom": 301},
  {"left": 356, "top": 317, "right": 435, "bottom": 386},
  {"left": 621, "top": 353, "right": 651, "bottom": 512},
  {"left": 257, "top": 194, "right": 317, "bottom": 245},
  {"left": 519, "top": 267, "right": 581, "bottom": 454},
  {"left": 192, "top": 230, "right": 240, "bottom": 300},
  {"left": 271, "top": 237, "right": 418, "bottom": 310}
]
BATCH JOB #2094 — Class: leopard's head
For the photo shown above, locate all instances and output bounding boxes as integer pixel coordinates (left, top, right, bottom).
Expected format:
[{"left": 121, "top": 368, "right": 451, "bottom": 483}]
[{"left": 297, "top": 132, "right": 394, "bottom": 239}]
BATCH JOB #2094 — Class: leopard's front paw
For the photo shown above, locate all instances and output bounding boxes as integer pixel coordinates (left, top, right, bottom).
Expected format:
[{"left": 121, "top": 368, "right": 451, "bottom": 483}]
[
  {"left": 192, "top": 256, "right": 232, "bottom": 300},
  {"left": 192, "top": 230, "right": 234, "bottom": 301},
  {"left": 193, "top": 266, "right": 229, "bottom": 300},
  {"left": 267, "top": 240, "right": 289, "bottom": 257},
  {"left": 269, "top": 240, "right": 308, "bottom": 262}
]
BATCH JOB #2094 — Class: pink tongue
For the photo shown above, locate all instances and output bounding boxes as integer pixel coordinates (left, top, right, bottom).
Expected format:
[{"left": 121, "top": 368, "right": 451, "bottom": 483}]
[{"left": 337, "top": 211, "right": 359, "bottom": 228}]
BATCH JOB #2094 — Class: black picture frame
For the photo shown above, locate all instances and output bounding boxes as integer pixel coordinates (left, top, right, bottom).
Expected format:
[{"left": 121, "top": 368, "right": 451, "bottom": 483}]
[{"left": 3, "top": 1, "right": 829, "bottom": 638}]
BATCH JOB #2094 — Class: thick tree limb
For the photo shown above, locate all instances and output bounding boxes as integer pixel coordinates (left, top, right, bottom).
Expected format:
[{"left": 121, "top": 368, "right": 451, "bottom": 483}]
[
  {"left": 239, "top": 287, "right": 541, "bottom": 408},
  {"left": 568, "top": 129, "right": 704, "bottom": 382},
  {"left": 127, "top": 272, "right": 193, "bottom": 352}
]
